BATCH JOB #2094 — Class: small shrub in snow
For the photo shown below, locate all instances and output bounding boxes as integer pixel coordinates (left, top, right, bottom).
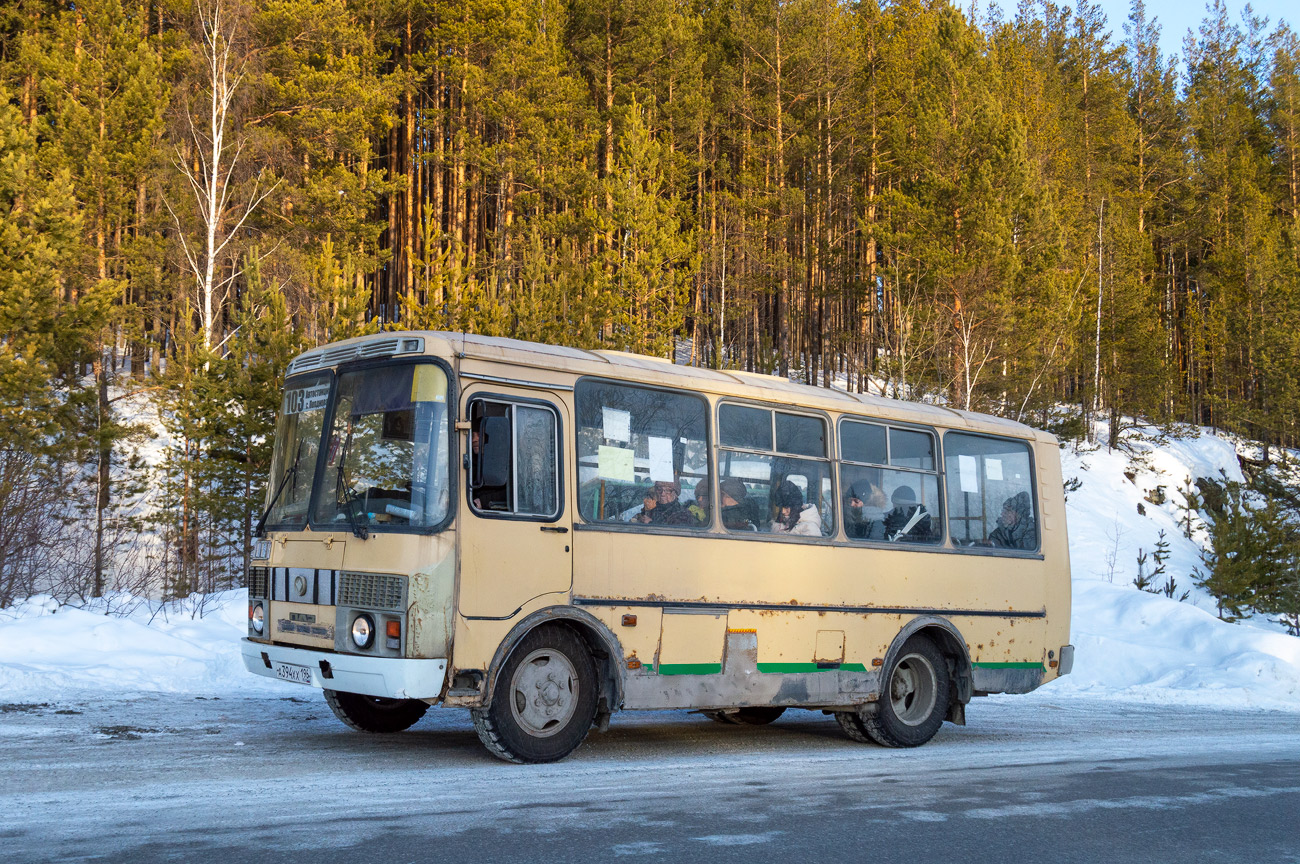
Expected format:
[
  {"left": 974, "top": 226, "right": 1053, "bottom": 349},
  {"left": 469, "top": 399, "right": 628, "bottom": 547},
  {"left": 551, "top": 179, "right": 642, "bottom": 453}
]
[
  {"left": 1194, "top": 479, "right": 1298, "bottom": 621},
  {"left": 1178, "top": 477, "right": 1202, "bottom": 539}
]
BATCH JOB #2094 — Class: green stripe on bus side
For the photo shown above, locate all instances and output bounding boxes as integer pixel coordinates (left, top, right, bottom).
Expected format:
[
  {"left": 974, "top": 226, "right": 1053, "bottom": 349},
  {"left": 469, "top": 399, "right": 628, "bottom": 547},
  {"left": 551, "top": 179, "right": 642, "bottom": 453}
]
[
  {"left": 756, "top": 663, "right": 869, "bottom": 673},
  {"left": 972, "top": 661, "right": 1044, "bottom": 669},
  {"left": 653, "top": 663, "right": 723, "bottom": 676}
]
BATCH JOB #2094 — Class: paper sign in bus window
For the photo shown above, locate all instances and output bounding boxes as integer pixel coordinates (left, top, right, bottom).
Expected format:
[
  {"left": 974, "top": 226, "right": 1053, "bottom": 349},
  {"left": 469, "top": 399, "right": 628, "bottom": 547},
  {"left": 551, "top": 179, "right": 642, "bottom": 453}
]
[
  {"left": 985, "top": 458, "right": 1003, "bottom": 481},
  {"left": 602, "top": 407, "right": 631, "bottom": 442},
  {"left": 598, "top": 445, "right": 635, "bottom": 482},
  {"left": 958, "top": 454, "right": 979, "bottom": 494},
  {"left": 647, "top": 436, "right": 674, "bottom": 482}
]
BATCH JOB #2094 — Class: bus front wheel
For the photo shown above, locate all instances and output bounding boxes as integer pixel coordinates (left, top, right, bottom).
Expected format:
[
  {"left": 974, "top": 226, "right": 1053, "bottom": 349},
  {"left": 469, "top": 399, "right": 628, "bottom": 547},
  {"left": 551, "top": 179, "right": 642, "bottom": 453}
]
[
  {"left": 471, "top": 624, "right": 598, "bottom": 764},
  {"left": 323, "top": 689, "right": 429, "bottom": 733},
  {"left": 836, "top": 635, "right": 950, "bottom": 748}
]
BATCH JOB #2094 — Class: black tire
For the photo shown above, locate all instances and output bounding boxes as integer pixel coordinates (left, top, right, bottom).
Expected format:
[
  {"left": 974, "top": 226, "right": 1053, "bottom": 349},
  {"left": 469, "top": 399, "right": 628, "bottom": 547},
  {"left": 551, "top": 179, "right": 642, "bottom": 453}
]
[
  {"left": 837, "top": 635, "right": 950, "bottom": 748},
  {"left": 834, "top": 709, "right": 873, "bottom": 742},
  {"left": 323, "top": 689, "right": 429, "bottom": 733},
  {"left": 471, "top": 624, "right": 598, "bottom": 764}
]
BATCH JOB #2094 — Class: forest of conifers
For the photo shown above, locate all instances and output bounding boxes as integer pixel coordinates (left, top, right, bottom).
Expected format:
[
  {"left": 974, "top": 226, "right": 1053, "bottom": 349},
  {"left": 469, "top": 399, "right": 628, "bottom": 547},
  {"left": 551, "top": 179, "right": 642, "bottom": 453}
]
[{"left": 2, "top": 0, "right": 1299, "bottom": 601}]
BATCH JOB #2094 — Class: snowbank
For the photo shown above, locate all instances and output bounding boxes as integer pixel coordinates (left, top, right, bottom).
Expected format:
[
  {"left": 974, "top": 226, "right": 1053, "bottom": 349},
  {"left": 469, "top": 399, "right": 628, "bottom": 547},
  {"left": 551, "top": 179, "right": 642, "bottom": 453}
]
[
  {"left": 1045, "top": 425, "right": 1300, "bottom": 710},
  {"left": 1, "top": 425, "right": 1298, "bottom": 710},
  {"left": 0, "top": 592, "right": 296, "bottom": 699}
]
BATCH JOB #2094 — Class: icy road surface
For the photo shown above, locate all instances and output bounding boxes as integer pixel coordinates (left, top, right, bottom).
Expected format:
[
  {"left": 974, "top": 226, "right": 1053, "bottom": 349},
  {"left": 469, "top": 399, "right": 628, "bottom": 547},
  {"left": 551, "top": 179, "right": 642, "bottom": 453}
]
[{"left": 2, "top": 692, "right": 1298, "bottom": 863}]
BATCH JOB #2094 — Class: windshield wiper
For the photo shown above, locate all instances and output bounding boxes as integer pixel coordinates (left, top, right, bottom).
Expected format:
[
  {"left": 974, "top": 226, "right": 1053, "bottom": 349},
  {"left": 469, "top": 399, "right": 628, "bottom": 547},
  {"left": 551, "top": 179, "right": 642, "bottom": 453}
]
[
  {"left": 255, "top": 441, "right": 304, "bottom": 538},
  {"left": 334, "top": 419, "right": 370, "bottom": 540}
]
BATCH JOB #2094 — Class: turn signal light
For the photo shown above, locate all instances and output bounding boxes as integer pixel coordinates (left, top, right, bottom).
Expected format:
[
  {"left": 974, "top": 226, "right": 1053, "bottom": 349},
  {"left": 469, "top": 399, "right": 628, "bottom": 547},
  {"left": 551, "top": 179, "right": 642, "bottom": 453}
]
[{"left": 386, "top": 620, "right": 401, "bottom": 639}]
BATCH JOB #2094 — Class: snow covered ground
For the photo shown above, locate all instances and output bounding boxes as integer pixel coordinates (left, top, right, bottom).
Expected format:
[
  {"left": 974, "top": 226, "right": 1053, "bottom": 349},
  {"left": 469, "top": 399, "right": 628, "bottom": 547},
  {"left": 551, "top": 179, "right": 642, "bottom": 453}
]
[
  {"left": 1054, "top": 426, "right": 1300, "bottom": 711},
  {"left": 1, "top": 426, "right": 1298, "bottom": 713}
]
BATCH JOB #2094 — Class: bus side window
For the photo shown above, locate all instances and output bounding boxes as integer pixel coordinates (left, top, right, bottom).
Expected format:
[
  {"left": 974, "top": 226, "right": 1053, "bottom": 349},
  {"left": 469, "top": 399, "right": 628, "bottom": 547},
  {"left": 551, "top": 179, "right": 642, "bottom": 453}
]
[
  {"left": 840, "top": 419, "right": 941, "bottom": 544},
  {"left": 719, "top": 406, "right": 834, "bottom": 538},
  {"left": 574, "top": 381, "right": 711, "bottom": 529},
  {"left": 469, "top": 400, "right": 559, "bottom": 518},
  {"left": 943, "top": 433, "right": 1038, "bottom": 551}
]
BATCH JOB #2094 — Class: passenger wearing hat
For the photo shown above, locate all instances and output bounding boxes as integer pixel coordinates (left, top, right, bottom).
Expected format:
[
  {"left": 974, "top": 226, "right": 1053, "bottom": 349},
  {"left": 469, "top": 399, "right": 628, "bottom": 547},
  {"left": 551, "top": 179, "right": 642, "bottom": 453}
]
[
  {"left": 634, "top": 479, "right": 688, "bottom": 524},
  {"left": 719, "top": 477, "right": 757, "bottom": 531},
  {"left": 883, "top": 485, "right": 933, "bottom": 542},
  {"left": 769, "top": 479, "right": 823, "bottom": 537},
  {"left": 844, "top": 471, "right": 888, "bottom": 539},
  {"left": 988, "top": 491, "right": 1035, "bottom": 549},
  {"left": 687, "top": 478, "right": 711, "bottom": 524}
]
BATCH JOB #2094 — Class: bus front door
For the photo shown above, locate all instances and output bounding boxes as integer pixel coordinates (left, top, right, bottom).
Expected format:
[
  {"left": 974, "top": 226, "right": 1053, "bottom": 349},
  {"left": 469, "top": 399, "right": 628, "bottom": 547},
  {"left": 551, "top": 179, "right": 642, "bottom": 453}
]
[{"left": 457, "top": 388, "right": 572, "bottom": 619}]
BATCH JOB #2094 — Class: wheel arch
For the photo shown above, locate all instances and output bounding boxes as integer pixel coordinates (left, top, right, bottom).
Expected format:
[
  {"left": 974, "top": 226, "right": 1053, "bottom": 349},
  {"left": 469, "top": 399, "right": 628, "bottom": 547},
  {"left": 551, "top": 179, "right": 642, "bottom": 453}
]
[
  {"left": 883, "top": 616, "right": 973, "bottom": 725},
  {"left": 483, "top": 606, "right": 625, "bottom": 721}
]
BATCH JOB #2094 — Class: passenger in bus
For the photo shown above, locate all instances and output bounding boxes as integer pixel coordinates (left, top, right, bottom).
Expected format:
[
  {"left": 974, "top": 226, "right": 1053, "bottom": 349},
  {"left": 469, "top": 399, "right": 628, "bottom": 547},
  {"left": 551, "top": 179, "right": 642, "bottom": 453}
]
[
  {"left": 719, "top": 478, "right": 758, "bottom": 531},
  {"left": 884, "top": 486, "right": 933, "bottom": 542},
  {"left": 844, "top": 475, "right": 888, "bottom": 539},
  {"left": 770, "top": 480, "right": 823, "bottom": 537},
  {"left": 688, "top": 479, "right": 710, "bottom": 524},
  {"left": 988, "top": 491, "right": 1035, "bottom": 549},
  {"left": 634, "top": 480, "right": 691, "bottom": 525}
]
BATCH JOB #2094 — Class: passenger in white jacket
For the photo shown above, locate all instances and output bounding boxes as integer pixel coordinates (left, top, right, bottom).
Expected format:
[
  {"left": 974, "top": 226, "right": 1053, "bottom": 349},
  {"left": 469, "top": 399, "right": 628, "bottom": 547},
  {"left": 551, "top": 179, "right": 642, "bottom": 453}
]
[{"left": 769, "top": 480, "right": 823, "bottom": 537}]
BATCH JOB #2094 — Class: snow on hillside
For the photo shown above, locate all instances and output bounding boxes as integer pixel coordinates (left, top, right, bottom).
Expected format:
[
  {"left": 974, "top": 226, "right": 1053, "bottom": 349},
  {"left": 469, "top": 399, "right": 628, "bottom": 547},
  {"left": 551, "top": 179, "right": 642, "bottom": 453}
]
[
  {"left": 1, "top": 426, "right": 1298, "bottom": 710},
  {"left": 1046, "top": 426, "right": 1300, "bottom": 709}
]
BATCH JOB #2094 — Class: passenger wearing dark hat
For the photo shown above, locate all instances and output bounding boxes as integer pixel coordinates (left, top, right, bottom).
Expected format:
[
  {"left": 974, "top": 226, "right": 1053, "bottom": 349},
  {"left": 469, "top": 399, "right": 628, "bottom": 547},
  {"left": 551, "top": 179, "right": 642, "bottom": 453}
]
[
  {"left": 844, "top": 472, "right": 888, "bottom": 539},
  {"left": 634, "top": 479, "right": 690, "bottom": 524},
  {"left": 719, "top": 477, "right": 757, "bottom": 531},
  {"left": 883, "top": 485, "right": 933, "bottom": 542},
  {"left": 988, "top": 491, "right": 1035, "bottom": 549},
  {"left": 770, "top": 479, "right": 823, "bottom": 537},
  {"left": 687, "top": 478, "right": 711, "bottom": 524}
]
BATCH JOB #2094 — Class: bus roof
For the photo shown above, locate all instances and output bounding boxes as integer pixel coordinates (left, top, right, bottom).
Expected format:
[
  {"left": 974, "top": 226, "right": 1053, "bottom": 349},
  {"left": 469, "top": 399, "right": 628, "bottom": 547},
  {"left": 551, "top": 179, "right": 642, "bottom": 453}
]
[{"left": 287, "top": 330, "right": 1050, "bottom": 442}]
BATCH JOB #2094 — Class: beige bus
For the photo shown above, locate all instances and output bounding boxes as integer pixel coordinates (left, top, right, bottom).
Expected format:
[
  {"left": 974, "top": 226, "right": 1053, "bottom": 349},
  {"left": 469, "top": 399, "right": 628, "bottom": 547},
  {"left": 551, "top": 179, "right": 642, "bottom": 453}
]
[{"left": 242, "top": 331, "right": 1073, "bottom": 763}]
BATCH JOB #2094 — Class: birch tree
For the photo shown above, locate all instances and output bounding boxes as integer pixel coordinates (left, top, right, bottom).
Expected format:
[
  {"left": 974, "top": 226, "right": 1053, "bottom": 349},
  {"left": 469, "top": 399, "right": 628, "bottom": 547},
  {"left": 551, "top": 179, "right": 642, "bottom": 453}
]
[{"left": 165, "top": 0, "right": 277, "bottom": 353}]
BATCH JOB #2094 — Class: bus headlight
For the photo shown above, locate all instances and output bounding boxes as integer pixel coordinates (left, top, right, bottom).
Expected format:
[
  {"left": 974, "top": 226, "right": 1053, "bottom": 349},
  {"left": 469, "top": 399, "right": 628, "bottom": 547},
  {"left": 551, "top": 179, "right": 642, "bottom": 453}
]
[
  {"left": 351, "top": 613, "right": 375, "bottom": 649},
  {"left": 250, "top": 602, "right": 264, "bottom": 634}
]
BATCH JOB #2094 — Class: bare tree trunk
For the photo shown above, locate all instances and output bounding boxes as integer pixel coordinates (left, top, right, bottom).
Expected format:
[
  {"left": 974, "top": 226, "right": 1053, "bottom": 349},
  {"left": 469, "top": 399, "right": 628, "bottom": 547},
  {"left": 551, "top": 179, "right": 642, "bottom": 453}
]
[{"left": 163, "top": 0, "right": 276, "bottom": 353}]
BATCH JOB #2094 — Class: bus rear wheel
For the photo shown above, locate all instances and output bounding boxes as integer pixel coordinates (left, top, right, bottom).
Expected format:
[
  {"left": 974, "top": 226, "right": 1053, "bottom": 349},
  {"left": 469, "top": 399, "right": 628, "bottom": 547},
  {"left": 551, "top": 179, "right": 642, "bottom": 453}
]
[
  {"left": 836, "top": 635, "right": 950, "bottom": 748},
  {"left": 471, "top": 624, "right": 598, "bottom": 764},
  {"left": 324, "top": 689, "right": 429, "bottom": 733}
]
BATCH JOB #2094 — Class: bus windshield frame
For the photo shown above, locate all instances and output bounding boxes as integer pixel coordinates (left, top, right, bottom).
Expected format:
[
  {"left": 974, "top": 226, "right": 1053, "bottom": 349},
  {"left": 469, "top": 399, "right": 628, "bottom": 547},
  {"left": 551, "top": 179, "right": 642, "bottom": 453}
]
[
  {"left": 261, "top": 371, "right": 333, "bottom": 530},
  {"left": 262, "top": 357, "right": 456, "bottom": 536}
]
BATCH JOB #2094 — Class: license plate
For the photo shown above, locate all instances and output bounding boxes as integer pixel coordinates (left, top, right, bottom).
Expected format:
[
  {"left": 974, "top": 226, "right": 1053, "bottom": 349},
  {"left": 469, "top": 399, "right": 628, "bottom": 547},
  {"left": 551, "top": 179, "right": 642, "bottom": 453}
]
[{"left": 274, "top": 661, "right": 313, "bottom": 685}]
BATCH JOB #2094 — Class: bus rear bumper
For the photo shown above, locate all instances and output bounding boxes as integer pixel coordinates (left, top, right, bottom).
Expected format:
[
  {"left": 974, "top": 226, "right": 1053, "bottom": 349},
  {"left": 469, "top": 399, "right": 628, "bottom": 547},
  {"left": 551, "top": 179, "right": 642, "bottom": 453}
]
[{"left": 241, "top": 638, "right": 447, "bottom": 700}]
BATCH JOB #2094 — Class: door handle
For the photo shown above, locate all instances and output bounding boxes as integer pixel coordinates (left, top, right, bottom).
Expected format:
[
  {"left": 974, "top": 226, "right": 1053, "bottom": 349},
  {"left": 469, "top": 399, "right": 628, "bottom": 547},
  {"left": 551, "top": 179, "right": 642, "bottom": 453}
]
[{"left": 540, "top": 526, "right": 569, "bottom": 534}]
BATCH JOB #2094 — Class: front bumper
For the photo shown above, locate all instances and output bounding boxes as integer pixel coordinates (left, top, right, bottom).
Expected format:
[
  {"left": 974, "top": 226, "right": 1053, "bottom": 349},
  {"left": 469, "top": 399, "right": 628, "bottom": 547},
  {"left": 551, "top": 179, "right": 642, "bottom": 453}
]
[{"left": 241, "top": 638, "right": 447, "bottom": 700}]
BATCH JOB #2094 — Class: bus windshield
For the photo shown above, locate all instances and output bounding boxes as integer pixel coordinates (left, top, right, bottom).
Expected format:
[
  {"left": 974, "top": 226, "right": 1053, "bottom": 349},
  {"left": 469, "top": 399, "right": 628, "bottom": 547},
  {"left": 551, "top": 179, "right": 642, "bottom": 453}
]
[
  {"left": 263, "top": 373, "right": 331, "bottom": 528},
  {"left": 312, "top": 363, "right": 452, "bottom": 531}
]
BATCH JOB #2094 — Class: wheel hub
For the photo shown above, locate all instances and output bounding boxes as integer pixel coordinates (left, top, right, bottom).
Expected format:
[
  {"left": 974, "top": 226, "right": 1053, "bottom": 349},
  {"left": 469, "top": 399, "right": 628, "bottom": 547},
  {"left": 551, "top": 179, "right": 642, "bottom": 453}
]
[
  {"left": 509, "top": 649, "right": 579, "bottom": 737},
  {"left": 889, "top": 652, "right": 938, "bottom": 727}
]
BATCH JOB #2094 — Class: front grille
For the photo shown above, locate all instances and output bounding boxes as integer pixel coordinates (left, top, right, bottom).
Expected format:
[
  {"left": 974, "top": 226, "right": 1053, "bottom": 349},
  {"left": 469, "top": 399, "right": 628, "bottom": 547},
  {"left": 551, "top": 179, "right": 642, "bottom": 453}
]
[
  {"left": 249, "top": 566, "right": 269, "bottom": 599},
  {"left": 338, "top": 572, "right": 405, "bottom": 611}
]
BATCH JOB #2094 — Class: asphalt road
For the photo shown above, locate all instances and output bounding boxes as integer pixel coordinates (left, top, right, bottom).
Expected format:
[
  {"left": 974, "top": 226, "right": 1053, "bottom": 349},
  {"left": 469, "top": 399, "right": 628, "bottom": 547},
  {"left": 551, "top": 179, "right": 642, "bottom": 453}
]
[{"left": 2, "top": 692, "right": 1298, "bottom": 863}]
